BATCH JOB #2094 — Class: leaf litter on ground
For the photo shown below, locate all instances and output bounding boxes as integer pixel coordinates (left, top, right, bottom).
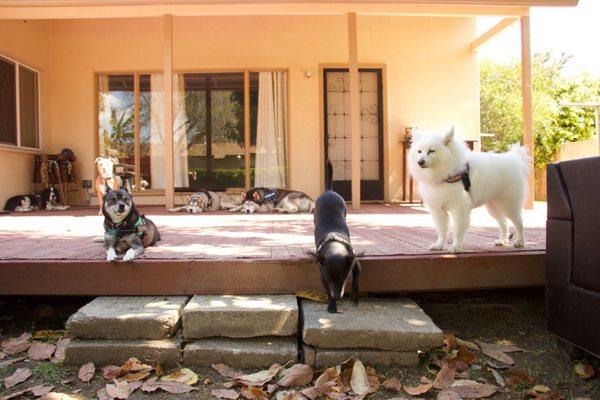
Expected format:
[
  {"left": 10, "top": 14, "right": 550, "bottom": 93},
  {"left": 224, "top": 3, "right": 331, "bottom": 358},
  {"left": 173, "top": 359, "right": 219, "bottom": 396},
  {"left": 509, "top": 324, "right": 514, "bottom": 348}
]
[
  {"left": 4, "top": 367, "right": 33, "bottom": 389},
  {"left": 77, "top": 362, "right": 94, "bottom": 382},
  {"left": 1, "top": 333, "right": 32, "bottom": 355}
]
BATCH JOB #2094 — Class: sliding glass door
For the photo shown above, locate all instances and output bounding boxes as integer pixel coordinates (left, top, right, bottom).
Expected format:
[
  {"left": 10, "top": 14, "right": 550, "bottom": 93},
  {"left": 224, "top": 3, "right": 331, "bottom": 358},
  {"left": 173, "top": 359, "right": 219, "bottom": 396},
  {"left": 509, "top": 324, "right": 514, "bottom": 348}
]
[{"left": 98, "top": 70, "right": 288, "bottom": 193}]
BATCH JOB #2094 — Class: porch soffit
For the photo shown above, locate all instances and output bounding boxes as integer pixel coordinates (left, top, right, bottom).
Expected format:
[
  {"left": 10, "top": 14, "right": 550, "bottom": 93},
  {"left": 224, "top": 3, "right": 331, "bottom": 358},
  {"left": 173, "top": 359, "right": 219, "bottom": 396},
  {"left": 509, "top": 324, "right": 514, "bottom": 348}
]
[{"left": 0, "top": 0, "right": 578, "bottom": 20}]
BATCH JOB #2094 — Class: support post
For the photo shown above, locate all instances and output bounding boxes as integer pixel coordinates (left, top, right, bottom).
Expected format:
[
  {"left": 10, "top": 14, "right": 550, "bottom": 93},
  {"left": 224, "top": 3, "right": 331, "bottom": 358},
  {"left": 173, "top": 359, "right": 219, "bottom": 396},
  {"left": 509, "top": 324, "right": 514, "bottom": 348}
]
[
  {"left": 520, "top": 15, "right": 534, "bottom": 209},
  {"left": 244, "top": 70, "right": 251, "bottom": 190},
  {"left": 164, "top": 14, "right": 174, "bottom": 209},
  {"left": 347, "top": 12, "right": 361, "bottom": 209}
]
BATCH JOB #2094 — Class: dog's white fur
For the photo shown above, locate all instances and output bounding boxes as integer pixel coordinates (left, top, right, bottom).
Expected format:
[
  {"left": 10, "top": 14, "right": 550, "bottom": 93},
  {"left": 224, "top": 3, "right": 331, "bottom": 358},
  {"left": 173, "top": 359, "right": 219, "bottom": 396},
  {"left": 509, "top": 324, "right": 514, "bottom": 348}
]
[
  {"left": 169, "top": 191, "right": 242, "bottom": 213},
  {"left": 409, "top": 127, "right": 530, "bottom": 253}
]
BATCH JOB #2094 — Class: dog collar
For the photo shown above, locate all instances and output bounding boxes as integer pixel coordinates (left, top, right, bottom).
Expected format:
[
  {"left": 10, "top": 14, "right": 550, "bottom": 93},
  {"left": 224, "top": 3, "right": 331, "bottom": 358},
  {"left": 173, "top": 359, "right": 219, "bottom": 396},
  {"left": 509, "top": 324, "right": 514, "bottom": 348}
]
[{"left": 444, "top": 163, "right": 470, "bottom": 192}]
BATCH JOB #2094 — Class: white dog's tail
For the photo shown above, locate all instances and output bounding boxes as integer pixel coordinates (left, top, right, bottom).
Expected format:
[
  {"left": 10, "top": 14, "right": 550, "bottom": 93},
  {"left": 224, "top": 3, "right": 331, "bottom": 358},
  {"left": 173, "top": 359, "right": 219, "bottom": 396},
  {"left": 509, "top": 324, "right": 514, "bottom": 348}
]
[{"left": 509, "top": 144, "right": 532, "bottom": 177}]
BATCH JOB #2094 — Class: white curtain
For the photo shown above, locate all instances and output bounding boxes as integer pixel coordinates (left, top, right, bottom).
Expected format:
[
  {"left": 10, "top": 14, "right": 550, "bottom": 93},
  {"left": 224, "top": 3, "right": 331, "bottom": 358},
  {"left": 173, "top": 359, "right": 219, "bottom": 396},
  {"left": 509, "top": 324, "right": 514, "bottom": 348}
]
[
  {"left": 97, "top": 75, "right": 111, "bottom": 157},
  {"left": 150, "top": 74, "right": 165, "bottom": 189},
  {"left": 173, "top": 73, "right": 189, "bottom": 188},
  {"left": 254, "top": 71, "right": 287, "bottom": 187}
]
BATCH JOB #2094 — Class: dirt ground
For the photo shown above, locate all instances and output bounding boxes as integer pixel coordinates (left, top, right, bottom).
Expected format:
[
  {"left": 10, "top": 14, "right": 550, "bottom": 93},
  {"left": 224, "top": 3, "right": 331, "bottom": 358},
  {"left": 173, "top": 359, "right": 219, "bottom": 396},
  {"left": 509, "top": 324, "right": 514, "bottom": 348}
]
[{"left": 0, "top": 289, "right": 598, "bottom": 400}]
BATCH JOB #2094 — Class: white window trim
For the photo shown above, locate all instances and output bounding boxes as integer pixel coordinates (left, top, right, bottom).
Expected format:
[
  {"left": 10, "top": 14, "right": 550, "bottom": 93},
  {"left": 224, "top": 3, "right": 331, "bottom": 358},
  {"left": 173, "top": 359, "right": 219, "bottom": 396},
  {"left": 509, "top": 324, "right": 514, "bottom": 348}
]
[{"left": 0, "top": 52, "right": 42, "bottom": 152}]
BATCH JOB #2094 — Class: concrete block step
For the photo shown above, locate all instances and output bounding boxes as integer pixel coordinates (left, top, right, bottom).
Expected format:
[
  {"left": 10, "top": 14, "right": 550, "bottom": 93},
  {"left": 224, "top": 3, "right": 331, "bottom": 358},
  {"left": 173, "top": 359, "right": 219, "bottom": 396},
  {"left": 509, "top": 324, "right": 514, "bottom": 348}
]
[
  {"left": 302, "top": 344, "right": 418, "bottom": 368},
  {"left": 66, "top": 296, "right": 188, "bottom": 340},
  {"left": 184, "top": 337, "right": 298, "bottom": 369},
  {"left": 65, "top": 339, "right": 182, "bottom": 367},
  {"left": 183, "top": 295, "right": 298, "bottom": 339},
  {"left": 301, "top": 298, "right": 443, "bottom": 352}
]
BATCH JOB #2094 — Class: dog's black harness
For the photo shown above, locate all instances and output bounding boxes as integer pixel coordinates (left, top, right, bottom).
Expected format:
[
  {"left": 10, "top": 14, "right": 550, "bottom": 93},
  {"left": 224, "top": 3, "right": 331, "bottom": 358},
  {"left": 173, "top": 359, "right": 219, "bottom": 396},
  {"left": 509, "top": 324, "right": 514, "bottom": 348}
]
[
  {"left": 444, "top": 163, "right": 471, "bottom": 192},
  {"left": 316, "top": 232, "right": 355, "bottom": 257},
  {"left": 105, "top": 210, "right": 147, "bottom": 238}
]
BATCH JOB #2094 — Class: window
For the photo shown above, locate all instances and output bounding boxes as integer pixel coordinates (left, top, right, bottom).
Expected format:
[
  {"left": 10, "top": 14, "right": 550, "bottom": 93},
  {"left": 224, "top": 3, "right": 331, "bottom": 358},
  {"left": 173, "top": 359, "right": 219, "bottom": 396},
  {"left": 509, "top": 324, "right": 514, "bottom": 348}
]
[
  {"left": 0, "top": 55, "right": 40, "bottom": 149},
  {"left": 97, "top": 73, "right": 164, "bottom": 191},
  {"left": 174, "top": 71, "right": 288, "bottom": 191}
]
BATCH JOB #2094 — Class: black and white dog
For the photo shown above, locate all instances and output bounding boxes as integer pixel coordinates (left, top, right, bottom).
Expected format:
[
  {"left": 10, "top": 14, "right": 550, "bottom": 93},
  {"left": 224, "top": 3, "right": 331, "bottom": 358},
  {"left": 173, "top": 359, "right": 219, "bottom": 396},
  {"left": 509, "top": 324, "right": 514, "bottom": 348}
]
[
  {"left": 3, "top": 187, "right": 70, "bottom": 212},
  {"left": 312, "top": 161, "right": 361, "bottom": 313},
  {"left": 229, "top": 188, "right": 315, "bottom": 214},
  {"left": 169, "top": 189, "right": 242, "bottom": 213},
  {"left": 102, "top": 186, "right": 159, "bottom": 262}
]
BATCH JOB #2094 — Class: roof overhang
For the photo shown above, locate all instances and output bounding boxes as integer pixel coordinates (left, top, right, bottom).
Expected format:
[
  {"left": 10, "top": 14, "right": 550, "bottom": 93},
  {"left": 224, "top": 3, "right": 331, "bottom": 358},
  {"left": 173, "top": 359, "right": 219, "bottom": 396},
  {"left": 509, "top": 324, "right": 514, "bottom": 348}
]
[{"left": 0, "top": 0, "right": 578, "bottom": 20}]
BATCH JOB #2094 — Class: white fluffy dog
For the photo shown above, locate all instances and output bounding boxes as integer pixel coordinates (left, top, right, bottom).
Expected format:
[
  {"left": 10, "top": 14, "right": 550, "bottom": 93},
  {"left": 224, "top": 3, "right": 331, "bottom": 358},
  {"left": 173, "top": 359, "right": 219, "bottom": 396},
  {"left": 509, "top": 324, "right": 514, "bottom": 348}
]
[{"left": 409, "top": 127, "right": 530, "bottom": 253}]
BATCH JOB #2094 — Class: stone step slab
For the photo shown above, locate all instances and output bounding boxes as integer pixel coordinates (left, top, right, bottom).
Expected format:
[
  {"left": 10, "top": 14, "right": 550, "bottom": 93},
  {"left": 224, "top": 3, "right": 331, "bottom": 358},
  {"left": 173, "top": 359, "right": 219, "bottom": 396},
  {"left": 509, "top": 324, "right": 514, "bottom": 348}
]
[
  {"left": 183, "top": 295, "right": 298, "bottom": 339},
  {"left": 66, "top": 296, "right": 188, "bottom": 340},
  {"left": 64, "top": 339, "right": 182, "bottom": 367},
  {"left": 301, "top": 298, "right": 443, "bottom": 351},
  {"left": 302, "top": 344, "right": 418, "bottom": 368},
  {"left": 184, "top": 337, "right": 298, "bottom": 369}
]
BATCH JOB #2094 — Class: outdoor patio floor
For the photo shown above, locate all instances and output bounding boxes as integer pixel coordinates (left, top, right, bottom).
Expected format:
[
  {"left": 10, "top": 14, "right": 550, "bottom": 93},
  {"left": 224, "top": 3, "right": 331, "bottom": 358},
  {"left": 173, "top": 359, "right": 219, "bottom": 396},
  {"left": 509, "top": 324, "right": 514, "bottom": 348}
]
[
  {"left": 0, "top": 203, "right": 547, "bottom": 295},
  {"left": 0, "top": 203, "right": 546, "bottom": 261}
]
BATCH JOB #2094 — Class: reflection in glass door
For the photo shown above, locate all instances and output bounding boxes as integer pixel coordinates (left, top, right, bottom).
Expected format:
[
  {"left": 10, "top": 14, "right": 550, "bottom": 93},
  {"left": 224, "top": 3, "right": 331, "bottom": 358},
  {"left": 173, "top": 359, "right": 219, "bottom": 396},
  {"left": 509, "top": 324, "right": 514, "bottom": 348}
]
[
  {"left": 175, "top": 73, "right": 245, "bottom": 191},
  {"left": 323, "top": 69, "right": 384, "bottom": 201}
]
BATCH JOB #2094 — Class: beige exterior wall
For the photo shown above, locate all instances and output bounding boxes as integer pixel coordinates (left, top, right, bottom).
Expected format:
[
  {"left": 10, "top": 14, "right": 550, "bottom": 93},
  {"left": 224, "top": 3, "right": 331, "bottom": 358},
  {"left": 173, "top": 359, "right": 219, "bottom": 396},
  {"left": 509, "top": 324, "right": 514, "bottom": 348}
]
[
  {"left": 559, "top": 136, "right": 599, "bottom": 161},
  {"left": 0, "top": 20, "right": 52, "bottom": 206},
  {"left": 2, "top": 14, "right": 478, "bottom": 206}
]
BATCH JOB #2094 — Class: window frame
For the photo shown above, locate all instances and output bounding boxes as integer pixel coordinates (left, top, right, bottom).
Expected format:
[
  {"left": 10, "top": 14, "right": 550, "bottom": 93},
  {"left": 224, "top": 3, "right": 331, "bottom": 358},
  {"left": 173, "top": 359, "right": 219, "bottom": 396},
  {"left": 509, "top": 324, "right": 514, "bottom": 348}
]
[
  {"left": 95, "top": 68, "right": 290, "bottom": 196},
  {"left": 0, "top": 52, "right": 42, "bottom": 152}
]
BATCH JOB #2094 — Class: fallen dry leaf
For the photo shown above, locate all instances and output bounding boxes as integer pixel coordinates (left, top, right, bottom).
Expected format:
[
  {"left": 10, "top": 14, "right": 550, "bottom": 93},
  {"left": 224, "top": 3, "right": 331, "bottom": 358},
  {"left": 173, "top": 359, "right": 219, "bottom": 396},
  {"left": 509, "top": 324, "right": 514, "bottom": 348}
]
[
  {"left": 32, "top": 330, "right": 63, "bottom": 341},
  {"left": 300, "top": 366, "right": 340, "bottom": 400},
  {"left": 77, "top": 362, "right": 95, "bottom": 382},
  {"left": 121, "top": 369, "right": 151, "bottom": 383},
  {"left": 161, "top": 367, "right": 198, "bottom": 385},
  {"left": 159, "top": 381, "right": 198, "bottom": 394},
  {"left": 0, "top": 352, "right": 5, "bottom": 360},
  {"left": 237, "top": 364, "right": 283, "bottom": 386},
  {"left": 106, "top": 379, "right": 132, "bottom": 399},
  {"left": 490, "top": 369, "right": 505, "bottom": 387},
  {"left": 456, "top": 338, "right": 479, "bottom": 351},
  {"left": 141, "top": 377, "right": 161, "bottom": 393},
  {"left": 28, "top": 342, "right": 56, "bottom": 361},
  {"left": 454, "top": 346, "right": 477, "bottom": 365},
  {"left": 154, "top": 363, "right": 164, "bottom": 377},
  {"left": 295, "top": 291, "right": 328, "bottom": 303},
  {"left": 350, "top": 359, "right": 370, "bottom": 397},
  {"left": 96, "top": 388, "right": 111, "bottom": 400},
  {"left": 404, "top": 381, "right": 433, "bottom": 396},
  {"left": 241, "top": 385, "right": 270, "bottom": 400},
  {"left": 102, "top": 365, "right": 122, "bottom": 379},
  {"left": 51, "top": 338, "right": 69, "bottom": 364},
  {"left": 1, "top": 333, "right": 31, "bottom": 355},
  {"left": 0, "top": 357, "right": 26, "bottom": 370},
  {"left": 574, "top": 363, "right": 595, "bottom": 379},
  {"left": 0, "top": 389, "right": 28, "bottom": 400},
  {"left": 433, "top": 364, "right": 456, "bottom": 390},
  {"left": 481, "top": 347, "right": 514, "bottom": 365},
  {"left": 276, "top": 389, "right": 307, "bottom": 400},
  {"left": 120, "top": 357, "right": 151, "bottom": 373},
  {"left": 4, "top": 367, "right": 32, "bottom": 389},
  {"left": 213, "top": 363, "right": 245, "bottom": 379},
  {"left": 451, "top": 380, "right": 497, "bottom": 399},
  {"left": 505, "top": 369, "right": 535, "bottom": 388},
  {"left": 28, "top": 385, "right": 55, "bottom": 397},
  {"left": 437, "top": 390, "right": 464, "bottom": 400},
  {"left": 39, "top": 393, "right": 85, "bottom": 400},
  {"left": 532, "top": 384, "right": 551, "bottom": 393},
  {"left": 212, "top": 388, "right": 240, "bottom": 399},
  {"left": 277, "top": 364, "right": 313, "bottom": 387},
  {"left": 382, "top": 377, "right": 402, "bottom": 392},
  {"left": 475, "top": 340, "right": 523, "bottom": 353}
]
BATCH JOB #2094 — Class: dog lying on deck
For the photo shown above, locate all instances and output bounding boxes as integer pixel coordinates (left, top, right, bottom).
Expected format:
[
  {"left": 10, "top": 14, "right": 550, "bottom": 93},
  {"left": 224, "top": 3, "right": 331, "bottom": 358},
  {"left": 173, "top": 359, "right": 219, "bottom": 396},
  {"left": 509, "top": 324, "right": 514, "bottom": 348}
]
[
  {"left": 102, "top": 186, "right": 159, "bottom": 262},
  {"left": 169, "top": 190, "right": 242, "bottom": 213},
  {"left": 229, "top": 187, "right": 315, "bottom": 214},
  {"left": 312, "top": 161, "right": 361, "bottom": 313},
  {"left": 3, "top": 187, "right": 70, "bottom": 212}
]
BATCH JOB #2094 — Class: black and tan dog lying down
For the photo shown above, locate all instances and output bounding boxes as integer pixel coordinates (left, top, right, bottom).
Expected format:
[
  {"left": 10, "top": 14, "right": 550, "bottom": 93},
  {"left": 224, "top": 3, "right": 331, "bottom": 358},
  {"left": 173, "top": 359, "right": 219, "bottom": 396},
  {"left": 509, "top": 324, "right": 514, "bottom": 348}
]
[
  {"left": 3, "top": 187, "right": 70, "bottom": 212},
  {"left": 229, "top": 187, "right": 316, "bottom": 214},
  {"left": 102, "top": 186, "right": 160, "bottom": 262},
  {"left": 311, "top": 161, "right": 361, "bottom": 313}
]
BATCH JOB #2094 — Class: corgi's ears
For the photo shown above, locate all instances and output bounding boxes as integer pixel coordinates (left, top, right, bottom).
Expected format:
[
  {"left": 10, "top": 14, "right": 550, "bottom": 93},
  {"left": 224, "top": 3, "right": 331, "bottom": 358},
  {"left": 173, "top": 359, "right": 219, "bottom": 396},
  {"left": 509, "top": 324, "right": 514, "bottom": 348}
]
[{"left": 443, "top": 126, "right": 455, "bottom": 145}]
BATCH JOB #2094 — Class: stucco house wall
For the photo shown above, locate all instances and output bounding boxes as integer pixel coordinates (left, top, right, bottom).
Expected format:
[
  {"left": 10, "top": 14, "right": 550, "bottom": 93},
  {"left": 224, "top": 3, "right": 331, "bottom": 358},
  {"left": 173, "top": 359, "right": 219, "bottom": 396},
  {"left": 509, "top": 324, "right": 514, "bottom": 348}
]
[{"left": 0, "top": 14, "right": 479, "bottom": 206}]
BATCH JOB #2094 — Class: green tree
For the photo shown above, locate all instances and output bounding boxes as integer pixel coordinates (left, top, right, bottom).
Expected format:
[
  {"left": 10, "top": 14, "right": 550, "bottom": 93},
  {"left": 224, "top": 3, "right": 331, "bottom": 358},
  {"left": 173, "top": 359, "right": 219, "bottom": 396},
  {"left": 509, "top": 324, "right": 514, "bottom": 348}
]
[{"left": 480, "top": 52, "right": 599, "bottom": 168}]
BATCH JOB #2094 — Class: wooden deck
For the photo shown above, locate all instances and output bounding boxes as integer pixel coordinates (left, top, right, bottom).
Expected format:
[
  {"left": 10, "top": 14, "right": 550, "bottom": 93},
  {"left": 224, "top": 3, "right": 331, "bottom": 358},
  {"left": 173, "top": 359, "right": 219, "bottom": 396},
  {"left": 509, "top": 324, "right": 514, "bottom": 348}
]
[{"left": 0, "top": 203, "right": 546, "bottom": 295}]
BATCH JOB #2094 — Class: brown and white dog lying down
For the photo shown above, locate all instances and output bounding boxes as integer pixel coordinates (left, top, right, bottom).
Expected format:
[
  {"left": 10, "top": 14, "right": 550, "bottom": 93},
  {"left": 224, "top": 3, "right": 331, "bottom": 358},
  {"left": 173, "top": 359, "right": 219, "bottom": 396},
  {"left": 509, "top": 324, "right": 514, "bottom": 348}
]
[
  {"left": 169, "top": 189, "right": 242, "bottom": 213},
  {"left": 229, "top": 187, "right": 316, "bottom": 214}
]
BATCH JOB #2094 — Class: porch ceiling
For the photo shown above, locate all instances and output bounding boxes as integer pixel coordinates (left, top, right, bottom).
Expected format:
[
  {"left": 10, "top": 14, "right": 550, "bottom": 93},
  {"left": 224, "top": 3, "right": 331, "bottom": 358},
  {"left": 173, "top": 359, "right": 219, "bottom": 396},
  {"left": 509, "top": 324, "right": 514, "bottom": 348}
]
[{"left": 0, "top": 0, "right": 578, "bottom": 20}]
